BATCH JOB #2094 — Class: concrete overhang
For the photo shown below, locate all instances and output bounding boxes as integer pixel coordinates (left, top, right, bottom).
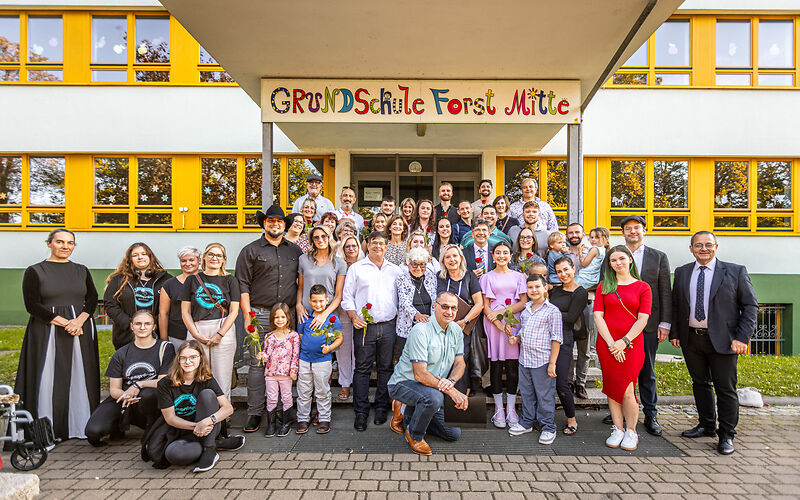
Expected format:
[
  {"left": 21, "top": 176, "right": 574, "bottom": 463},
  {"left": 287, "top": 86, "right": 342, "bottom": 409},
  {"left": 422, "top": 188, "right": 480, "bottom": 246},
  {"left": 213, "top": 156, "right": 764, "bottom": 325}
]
[{"left": 161, "top": 0, "right": 683, "bottom": 152}]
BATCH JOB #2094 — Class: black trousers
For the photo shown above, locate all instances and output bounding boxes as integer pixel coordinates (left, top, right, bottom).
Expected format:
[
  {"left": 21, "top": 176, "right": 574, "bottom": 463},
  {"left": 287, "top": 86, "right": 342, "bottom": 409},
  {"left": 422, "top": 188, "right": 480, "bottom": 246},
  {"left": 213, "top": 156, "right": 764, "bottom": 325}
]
[
  {"left": 555, "top": 340, "right": 575, "bottom": 419},
  {"left": 637, "top": 332, "right": 660, "bottom": 419},
  {"left": 682, "top": 330, "right": 739, "bottom": 438},
  {"left": 353, "top": 320, "right": 396, "bottom": 416},
  {"left": 453, "top": 332, "right": 472, "bottom": 395},
  {"left": 490, "top": 359, "right": 519, "bottom": 395},
  {"left": 164, "top": 388, "right": 221, "bottom": 465},
  {"left": 84, "top": 388, "right": 159, "bottom": 445}
]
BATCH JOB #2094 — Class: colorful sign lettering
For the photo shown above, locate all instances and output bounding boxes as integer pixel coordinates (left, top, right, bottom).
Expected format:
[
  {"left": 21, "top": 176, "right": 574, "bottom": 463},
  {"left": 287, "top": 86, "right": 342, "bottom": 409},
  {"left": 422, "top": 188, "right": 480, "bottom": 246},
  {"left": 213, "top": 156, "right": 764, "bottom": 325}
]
[{"left": 261, "top": 79, "right": 580, "bottom": 124}]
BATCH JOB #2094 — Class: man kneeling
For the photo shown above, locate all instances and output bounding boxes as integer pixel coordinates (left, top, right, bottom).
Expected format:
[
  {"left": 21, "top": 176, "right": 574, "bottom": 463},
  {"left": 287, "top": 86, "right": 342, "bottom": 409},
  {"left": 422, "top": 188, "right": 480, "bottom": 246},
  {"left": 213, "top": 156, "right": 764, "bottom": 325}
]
[{"left": 387, "top": 291, "right": 469, "bottom": 455}]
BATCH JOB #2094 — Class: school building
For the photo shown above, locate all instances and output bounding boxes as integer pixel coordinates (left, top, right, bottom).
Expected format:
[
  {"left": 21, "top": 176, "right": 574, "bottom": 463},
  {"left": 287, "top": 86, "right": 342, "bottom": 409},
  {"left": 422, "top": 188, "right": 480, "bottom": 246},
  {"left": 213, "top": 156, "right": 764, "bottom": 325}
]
[{"left": 0, "top": 0, "right": 797, "bottom": 355}]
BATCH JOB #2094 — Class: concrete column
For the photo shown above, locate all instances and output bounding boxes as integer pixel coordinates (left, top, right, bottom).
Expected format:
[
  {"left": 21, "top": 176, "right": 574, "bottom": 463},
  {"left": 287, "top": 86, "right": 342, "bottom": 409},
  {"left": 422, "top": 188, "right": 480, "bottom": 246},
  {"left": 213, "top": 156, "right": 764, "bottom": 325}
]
[
  {"left": 481, "top": 152, "right": 497, "bottom": 192},
  {"left": 567, "top": 123, "right": 583, "bottom": 225},
  {"left": 261, "top": 122, "right": 274, "bottom": 210},
  {"left": 334, "top": 149, "right": 351, "bottom": 203}
]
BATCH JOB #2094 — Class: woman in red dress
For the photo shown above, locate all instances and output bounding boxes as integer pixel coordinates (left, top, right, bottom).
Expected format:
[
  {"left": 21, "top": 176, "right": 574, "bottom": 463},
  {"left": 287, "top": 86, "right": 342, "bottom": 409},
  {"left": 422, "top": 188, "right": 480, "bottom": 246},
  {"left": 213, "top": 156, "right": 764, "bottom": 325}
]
[{"left": 593, "top": 245, "right": 651, "bottom": 451}]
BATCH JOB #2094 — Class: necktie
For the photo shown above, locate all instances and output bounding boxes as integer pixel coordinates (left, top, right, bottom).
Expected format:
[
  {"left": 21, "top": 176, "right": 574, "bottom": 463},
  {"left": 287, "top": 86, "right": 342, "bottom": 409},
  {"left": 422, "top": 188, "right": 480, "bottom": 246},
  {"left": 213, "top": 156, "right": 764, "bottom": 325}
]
[{"left": 694, "top": 265, "right": 707, "bottom": 322}]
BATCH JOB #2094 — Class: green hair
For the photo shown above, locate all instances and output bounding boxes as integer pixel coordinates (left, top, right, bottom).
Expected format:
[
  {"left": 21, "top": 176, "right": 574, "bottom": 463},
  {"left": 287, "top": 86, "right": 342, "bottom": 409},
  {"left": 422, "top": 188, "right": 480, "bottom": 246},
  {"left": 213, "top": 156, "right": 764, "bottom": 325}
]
[{"left": 600, "top": 245, "right": 641, "bottom": 294}]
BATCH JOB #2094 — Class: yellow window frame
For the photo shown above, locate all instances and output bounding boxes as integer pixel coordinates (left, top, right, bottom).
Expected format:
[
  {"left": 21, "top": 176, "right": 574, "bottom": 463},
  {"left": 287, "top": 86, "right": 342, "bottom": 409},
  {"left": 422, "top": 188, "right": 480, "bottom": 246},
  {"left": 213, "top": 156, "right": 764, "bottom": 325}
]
[
  {"left": 0, "top": 153, "right": 66, "bottom": 227},
  {"left": 0, "top": 11, "right": 65, "bottom": 84}
]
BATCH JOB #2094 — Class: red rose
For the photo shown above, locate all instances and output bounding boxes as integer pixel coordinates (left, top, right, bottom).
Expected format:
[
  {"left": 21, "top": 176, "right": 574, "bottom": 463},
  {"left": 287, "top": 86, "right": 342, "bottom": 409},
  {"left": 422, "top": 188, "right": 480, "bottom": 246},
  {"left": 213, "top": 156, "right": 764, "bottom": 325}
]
[
  {"left": 476, "top": 257, "right": 483, "bottom": 264},
  {"left": 526, "top": 252, "right": 533, "bottom": 259},
  {"left": 249, "top": 311, "right": 256, "bottom": 318},
  {"left": 427, "top": 227, "right": 432, "bottom": 232},
  {"left": 366, "top": 303, "right": 372, "bottom": 309},
  {"left": 329, "top": 316, "right": 336, "bottom": 323},
  {"left": 505, "top": 298, "right": 512, "bottom": 305},
  {"left": 246, "top": 324, "right": 256, "bottom": 333}
]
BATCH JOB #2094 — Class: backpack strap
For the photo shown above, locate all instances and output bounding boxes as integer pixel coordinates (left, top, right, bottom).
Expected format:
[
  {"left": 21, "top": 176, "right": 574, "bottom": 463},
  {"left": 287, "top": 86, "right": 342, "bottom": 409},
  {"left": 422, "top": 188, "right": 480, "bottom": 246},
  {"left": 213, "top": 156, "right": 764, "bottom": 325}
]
[{"left": 158, "top": 340, "right": 168, "bottom": 366}]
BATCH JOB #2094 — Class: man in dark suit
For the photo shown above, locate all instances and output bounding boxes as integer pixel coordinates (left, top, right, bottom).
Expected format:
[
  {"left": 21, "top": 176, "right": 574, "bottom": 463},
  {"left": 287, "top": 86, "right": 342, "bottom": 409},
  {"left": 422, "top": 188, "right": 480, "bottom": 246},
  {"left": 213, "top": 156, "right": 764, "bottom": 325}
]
[
  {"left": 615, "top": 215, "right": 672, "bottom": 436},
  {"left": 461, "top": 218, "right": 495, "bottom": 275},
  {"left": 670, "top": 231, "right": 758, "bottom": 455}
]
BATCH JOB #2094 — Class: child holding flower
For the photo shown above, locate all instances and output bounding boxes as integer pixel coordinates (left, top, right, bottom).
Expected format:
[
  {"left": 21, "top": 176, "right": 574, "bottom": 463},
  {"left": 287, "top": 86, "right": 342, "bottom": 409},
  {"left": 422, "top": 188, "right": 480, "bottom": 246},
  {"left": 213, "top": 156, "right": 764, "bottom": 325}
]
[
  {"left": 296, "top": 284, "right": 343, "bottom": 435},
  {"left": 480, "top": 241, "right": 528, "bottom": 429},
  {"left": 255, "top": 303, "right": 299, "bottom": 438}
]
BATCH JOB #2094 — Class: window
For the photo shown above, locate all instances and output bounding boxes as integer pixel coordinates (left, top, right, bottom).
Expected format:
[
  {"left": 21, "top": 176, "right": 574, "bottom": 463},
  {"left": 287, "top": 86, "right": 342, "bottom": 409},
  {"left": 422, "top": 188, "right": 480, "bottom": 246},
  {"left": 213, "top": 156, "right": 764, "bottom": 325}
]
[
  {"left": 200, "top": 157, "right": 237, "bottom": 226},
  {"left": 656, "top": 20, "right": 690, "bottom": 67},
  {"left": 0, "top": 15, "right": 20, "bottom": 81},
  {"left": 288, "top": 158, "right": 324, "bottom": 208},
  {"left": 134, "top": 16, "right": 169, "bottom": 82},
  {"left": 716, "top": 20, "right": 751, "bottom": 67},
  {"left": 136, "top": 158, "right": 172, "bottom": 226},
  {"left": 610, "top": 159, "right": 690, "bottom": 230},
  {"left": 198, "top": 44, "right": 233, "bottom": 83},
  {"left": 546, "top": 160, "right": 567, "bottom": 226},
  {"left": 503, "top": 160, "right": 539, "bottom": 205},
  {"left": 714, "top": 160, "right": 792, "bottom": 231},
  {"left": 243, "top": 158, "right": 279, "bottom": 226},
  {"left": 0, "top": 155, "right": 65, "bottom": 226},
  {"left": 94, "top": 156, "right": 173, "bottom": 227},
  {"left": 613, "top": 19, "right": 693, "bottom": 86},
  {"left": 757, "top": 20, "right": 795, "bottom": 86},
  {"left": 502, "top": 158, "right": 567, "bottom": 227},
  {"left": 92, "top": 16, "right": 126, "bottom": 64}
]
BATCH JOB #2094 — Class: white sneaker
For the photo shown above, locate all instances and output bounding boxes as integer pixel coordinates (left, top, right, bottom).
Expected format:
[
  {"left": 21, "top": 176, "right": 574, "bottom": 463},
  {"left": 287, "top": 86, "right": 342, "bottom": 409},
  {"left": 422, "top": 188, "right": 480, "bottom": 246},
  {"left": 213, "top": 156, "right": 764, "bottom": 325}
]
[
  {"left": 539, "top": 430, "right": 556, "bottom": 445},
  {"left": 508, "top": 422, "right": 532, "bottom": 436},
  {"left": 620, "top": 429, "right": 639, "bottom": 451},
  {"left": 606, "top": 426, "right": 625, "bottom": 448},
  {"left": 492, "top": 409, "right": 507, "bottom": 429},
  {"left": 506, "top": 407, "right": 519, "bottom": 425}
]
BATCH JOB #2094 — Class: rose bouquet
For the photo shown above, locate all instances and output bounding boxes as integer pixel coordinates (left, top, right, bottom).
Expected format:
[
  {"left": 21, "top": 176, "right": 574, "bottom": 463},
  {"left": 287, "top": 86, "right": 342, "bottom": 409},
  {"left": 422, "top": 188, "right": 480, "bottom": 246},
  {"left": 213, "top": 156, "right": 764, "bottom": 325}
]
[
  {"left": 495, "top": 298, "right": 520, "bottom": 344},
  {"left": 360, "top": 302, "right": 374, "bottom": 344},
  {"left": 518, "top": 252, "right": 535, "bottom": 274},
  {"left": 310, "top": 316, "right": 342, "bottom": 345},
  {"left": 244, "top": 310, "right": 265, "bottom": 366}
]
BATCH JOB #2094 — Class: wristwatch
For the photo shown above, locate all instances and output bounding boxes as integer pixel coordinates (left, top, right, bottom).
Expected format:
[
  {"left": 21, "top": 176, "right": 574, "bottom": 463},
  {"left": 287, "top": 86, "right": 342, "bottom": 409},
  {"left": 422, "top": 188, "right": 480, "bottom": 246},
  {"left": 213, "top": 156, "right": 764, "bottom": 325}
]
[
  {"left": 132, "top": 382, "right": 141, "bottom": 390},
  {"left": 210, "top": 414, "right": 217, "bottom": 424},
  {"left": 448, "top": 378, "right": 456, "bottom": 385}
]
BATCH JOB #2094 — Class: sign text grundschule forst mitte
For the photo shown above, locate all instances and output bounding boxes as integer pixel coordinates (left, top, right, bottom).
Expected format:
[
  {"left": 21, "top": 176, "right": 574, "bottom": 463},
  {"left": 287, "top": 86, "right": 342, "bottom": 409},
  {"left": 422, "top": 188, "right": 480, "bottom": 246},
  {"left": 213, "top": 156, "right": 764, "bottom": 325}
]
[{"left": 261, "top": 79, "right": 580, "bottom": 124}]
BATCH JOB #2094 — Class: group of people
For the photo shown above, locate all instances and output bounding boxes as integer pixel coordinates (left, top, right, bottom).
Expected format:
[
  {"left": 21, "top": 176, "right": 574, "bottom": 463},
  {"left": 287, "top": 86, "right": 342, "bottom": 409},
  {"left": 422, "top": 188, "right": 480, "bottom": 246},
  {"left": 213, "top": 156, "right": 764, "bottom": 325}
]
[{"left": 15, "top": 174, "right": 758, "bottom": 470}]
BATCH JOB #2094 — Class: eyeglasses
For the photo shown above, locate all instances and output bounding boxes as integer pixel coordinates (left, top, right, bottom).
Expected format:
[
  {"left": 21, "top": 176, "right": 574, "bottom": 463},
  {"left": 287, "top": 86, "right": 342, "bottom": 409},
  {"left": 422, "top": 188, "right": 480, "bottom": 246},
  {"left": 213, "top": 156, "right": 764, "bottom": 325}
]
[
  {"left": 179, "top": 355, "right": 201, "bottom": 363},
  {"left": 312, "top": 234, "right": 329, "bottom": 241},
  {"left": 693, "top": 243, "right": 716, "bottom": 249},
  {"left": 132, "top": 321, "right": 154, "bottom": 328},
  {"left": 207, "top": 253, "right": 224, "bottom": 259},
  {"left": 344, "top": 244, "right": 359, "bottom": 250},
  {"left": 410, "top": 262, "right": 427, "bottom": 268},
  {"left": 436, "top": 303, "right": 458, "bottom": 311},
  {"left": 519, "top": 236, "right": 533, "bottom": 241}
]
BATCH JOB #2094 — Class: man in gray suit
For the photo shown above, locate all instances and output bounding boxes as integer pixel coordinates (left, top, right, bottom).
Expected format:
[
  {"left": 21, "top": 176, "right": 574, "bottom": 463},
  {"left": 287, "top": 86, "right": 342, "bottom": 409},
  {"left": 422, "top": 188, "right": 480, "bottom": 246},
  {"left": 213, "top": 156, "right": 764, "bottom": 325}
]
[{"left": 670, "top": 231, "right": 758, "bottom": 455}]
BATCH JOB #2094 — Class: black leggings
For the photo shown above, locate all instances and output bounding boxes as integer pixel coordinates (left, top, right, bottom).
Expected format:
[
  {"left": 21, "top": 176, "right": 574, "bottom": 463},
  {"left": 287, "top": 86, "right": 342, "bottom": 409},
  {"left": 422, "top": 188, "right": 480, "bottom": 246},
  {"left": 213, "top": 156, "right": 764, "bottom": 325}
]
[
  {"left": 164, "top": 389, "right": 221, "bottom": 466},
  {"left": 489, "top": 359, "right": 519, "bottom": 395},
  {"left": 84, "top": 388, "right": 159, "bottom": 445},
  {"left": 555, "top": 342, "right": 576, "bottom": 419}
]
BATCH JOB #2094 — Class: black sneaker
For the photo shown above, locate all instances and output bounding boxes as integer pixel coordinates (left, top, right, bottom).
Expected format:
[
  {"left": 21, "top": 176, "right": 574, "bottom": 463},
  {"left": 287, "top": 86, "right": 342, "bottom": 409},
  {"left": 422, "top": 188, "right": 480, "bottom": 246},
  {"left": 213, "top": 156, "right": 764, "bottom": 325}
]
[
  {"left": 216, "top": 435, "right": 245, "bottom": 451},
  {"left": 193, "top": 448, "right": 220, "bottom": 473}
]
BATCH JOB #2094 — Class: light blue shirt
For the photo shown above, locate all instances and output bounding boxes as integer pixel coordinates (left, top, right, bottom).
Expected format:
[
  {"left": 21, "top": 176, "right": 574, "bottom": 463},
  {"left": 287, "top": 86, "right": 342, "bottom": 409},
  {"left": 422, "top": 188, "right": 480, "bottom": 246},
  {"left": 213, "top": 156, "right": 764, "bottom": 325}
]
[{"left": 389, "top": 316, "right": 464, "bottom": 385}]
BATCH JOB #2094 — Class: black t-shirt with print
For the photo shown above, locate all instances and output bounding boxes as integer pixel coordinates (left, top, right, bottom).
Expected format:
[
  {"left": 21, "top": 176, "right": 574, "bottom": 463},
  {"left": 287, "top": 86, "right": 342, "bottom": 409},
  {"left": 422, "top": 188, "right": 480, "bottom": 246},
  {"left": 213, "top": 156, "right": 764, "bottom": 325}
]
[
  {"left": 157, "top": 376, "right": 223, "bottom": 422},
  {"left": 180, "top": 272, "right": 241, "bottom": 322},
  {"left": 105, "top": 340, "right": 176, "bottom": 390}
]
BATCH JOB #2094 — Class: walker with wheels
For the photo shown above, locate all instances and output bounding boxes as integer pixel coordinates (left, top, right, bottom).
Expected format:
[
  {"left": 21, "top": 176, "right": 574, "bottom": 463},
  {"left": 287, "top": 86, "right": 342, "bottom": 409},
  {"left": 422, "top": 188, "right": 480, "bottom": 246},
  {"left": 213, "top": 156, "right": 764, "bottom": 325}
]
[{"left": 0, "top": 384, "right": 54, "bottom": 471}]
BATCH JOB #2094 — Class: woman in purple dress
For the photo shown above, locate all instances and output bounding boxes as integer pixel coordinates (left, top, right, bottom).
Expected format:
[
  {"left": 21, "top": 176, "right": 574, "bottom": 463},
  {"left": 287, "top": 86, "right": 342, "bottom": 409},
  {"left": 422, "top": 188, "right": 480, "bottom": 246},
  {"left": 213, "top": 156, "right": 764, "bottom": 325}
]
[{"left": 480, "top": 241, "right": 528, "bottom": 429}]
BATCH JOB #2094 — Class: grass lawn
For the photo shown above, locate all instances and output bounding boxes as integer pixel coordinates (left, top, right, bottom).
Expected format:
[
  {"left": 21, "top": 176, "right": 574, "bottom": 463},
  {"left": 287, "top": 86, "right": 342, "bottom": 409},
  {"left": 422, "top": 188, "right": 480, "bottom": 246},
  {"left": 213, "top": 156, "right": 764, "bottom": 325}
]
[{"left": 1, "top": 327, "right": 115, "bottom": 391}]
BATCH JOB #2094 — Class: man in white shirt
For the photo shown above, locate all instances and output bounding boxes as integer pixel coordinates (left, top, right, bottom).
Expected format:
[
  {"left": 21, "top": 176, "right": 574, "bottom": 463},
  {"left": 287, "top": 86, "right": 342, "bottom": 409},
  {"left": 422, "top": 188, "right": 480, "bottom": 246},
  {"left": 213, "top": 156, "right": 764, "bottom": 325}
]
[
  {"left": 508, "top": 178, "right": 558, "bottom": 232},
  {"left": 342, "top": 231, "right": 403, "bottom": 431},
  {"left": 471, "top": 179, "right": 494, "bottom": 216},
  {"left": 291, "top": 173, "right": 336, "bottom": 221},
  {"left": 333, "top": 186, "right": 365, "bottom": 231}
]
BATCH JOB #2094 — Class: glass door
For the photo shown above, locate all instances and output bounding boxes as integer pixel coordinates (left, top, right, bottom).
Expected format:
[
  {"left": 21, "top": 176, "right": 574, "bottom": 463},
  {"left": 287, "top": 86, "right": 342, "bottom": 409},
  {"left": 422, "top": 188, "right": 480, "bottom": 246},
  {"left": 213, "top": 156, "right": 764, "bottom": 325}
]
[{"left": 353, "top": 173, "right": 394, "bottom": 221}]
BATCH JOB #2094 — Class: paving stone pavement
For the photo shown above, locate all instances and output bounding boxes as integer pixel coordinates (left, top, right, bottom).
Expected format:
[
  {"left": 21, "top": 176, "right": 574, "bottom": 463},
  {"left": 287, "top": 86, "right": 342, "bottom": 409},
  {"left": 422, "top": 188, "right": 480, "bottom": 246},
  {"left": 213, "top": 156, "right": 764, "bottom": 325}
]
[{"left": 2, "top": 405, "right": 799, "bottom": 499}]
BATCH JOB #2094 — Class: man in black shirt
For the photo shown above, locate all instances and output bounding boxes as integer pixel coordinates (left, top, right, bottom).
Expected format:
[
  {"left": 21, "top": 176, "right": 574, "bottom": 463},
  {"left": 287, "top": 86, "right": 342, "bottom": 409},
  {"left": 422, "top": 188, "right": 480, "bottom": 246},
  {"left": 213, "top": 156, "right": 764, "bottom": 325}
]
[
  {"left": 434, "top": 182, "right": 460, "bottom": 225},
  {"left": 235, "top": 205, "right": 303, "bottom": 432}
]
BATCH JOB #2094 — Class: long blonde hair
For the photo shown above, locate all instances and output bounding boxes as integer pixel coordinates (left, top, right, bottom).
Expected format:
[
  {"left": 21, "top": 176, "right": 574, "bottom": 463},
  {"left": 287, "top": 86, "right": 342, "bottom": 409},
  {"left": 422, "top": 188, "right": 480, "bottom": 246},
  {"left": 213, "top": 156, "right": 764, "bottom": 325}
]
[
  {"left": 307, "top": 224, "right": 336, "bottom": 264},
  {"left": 168, "top": 339, "right": 214, "bottom": 386},
  {"left": 438, "top": 244, "right": 467, "bottom": 279},
  {"left": 201, "top": 242, "right": 229, "bottom": 275}
]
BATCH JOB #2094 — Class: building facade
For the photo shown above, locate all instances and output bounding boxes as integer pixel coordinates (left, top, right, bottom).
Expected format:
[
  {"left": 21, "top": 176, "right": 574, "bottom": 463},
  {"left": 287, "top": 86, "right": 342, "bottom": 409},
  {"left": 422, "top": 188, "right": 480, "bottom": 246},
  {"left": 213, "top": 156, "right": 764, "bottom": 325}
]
[{"left": 0, "top": 0, "right": 797, "bottom": 354}]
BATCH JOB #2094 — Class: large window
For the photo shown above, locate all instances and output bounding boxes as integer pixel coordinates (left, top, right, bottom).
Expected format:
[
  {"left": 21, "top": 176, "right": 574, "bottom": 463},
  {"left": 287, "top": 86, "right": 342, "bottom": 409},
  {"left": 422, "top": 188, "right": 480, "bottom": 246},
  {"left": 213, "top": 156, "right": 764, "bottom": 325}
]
[
  {"left": 714, "top": 160, "right": 792, "bottom": 230},
  {"left": 0, "top": 14, "right": 62, "bottom": 82},
  {"left": 0, "top": 155, "right": 65, "bottom": 226},
  {"left": 288, "top": 158, "right": 325, "bottom": 208},
  {"left": 610, "top": 159, "right": 690, "bottom": 230},
  {"left": 198, "top": 44, "right": 233, "bottom": 83},
  {"left": 503, "top": 158, "right": 567, "bottom": 227},
  {"left": 614, "top": 19, "right": 692, "bottom": 86},
  {"left": 94, "top": 156, "right": 173, "bottom": 226},
  {"left": 90, "top": 15, "right": 171, "bottom": 83},
  {"left": 200, "top": 157, "right": 280, "bottom": 228}
]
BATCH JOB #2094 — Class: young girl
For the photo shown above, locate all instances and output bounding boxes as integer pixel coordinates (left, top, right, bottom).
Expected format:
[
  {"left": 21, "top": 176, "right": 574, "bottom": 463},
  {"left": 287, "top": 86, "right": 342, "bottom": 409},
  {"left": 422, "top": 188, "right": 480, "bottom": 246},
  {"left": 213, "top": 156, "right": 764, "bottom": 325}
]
[
  {"left": 545, "top": 232, "right": 570, "bottom": 285},
  {"left": 508, "top": 274, "right": 562, "bottom": 445},
  {"left": 575, "top": 227, "right": 610, "bottom": 290},
  {"left": 256, "top": 303, "right": 299, "bottom": 438},
  {"left": 480, "top": 241, "right": 528, "bottom": 429}
]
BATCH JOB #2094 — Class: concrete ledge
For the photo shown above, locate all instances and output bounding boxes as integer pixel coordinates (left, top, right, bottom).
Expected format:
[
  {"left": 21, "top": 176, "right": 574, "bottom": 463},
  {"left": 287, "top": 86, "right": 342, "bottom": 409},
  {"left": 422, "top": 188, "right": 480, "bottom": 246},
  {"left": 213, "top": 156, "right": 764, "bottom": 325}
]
[{"left": 0, "top": 473, "right": 39, "bottom": 500}]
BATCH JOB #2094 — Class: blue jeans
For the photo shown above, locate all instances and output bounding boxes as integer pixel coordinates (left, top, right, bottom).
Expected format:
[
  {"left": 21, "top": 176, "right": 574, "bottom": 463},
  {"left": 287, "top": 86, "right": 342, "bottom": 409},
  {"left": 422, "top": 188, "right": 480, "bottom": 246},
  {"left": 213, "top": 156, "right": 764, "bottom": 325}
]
[
  {"left": 388, "top": 380, "right": 461, "bottom": 442},
  {"left": 518, "top": 364, "right": 556, "bottom": 433},
  {"left": 353, "top": 320, "right": 396, "bottom": 416}
]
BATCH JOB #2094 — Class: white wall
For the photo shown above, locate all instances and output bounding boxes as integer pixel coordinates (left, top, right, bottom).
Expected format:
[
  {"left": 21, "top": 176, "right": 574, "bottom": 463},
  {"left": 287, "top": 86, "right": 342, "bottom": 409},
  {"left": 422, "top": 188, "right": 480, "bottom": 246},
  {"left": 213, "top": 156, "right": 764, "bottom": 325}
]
[
  {"left": 3, "top": 231, "right": 799, "bottom": 274},
  {"left": 539, "top": 89, "right": 800, "bottom": 157},
  {"left": 0, "top": 86, "right": 298, "bottom": 154}
]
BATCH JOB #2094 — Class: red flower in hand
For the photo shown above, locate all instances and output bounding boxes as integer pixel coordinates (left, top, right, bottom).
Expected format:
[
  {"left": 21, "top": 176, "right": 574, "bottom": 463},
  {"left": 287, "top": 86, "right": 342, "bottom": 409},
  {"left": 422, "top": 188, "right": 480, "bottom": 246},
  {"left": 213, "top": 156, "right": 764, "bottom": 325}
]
[
  {"left": 329, "top": 316, "right": 336, "bottom": 323},
  {"left": 249, "top": 311, "right": 256, "bottom": 318},
  {"left": 505, "top": 298, "right": 512, "bottom": 305},
  {"left": 526, "top": 252, "right": 533, "bottom": 259},
  {"left": 476, "top": 257, "right": 483, "bottom": 264},
  {"left": 366, "top": 303, "right": 372, "bottom": 309},
  {"left": 246, "top": 324, "right": 256, "bottom": 333},
  {"left": 427, "top": 227, "right": 432, "bottom": 232}
]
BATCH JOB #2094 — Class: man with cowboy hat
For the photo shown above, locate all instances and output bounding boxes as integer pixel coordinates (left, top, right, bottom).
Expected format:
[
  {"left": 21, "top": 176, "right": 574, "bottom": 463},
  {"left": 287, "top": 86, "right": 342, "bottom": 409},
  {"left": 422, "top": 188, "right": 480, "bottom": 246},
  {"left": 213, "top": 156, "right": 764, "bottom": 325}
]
[{"left": 235, "top": 205, "right": 304, "bottom": 433}]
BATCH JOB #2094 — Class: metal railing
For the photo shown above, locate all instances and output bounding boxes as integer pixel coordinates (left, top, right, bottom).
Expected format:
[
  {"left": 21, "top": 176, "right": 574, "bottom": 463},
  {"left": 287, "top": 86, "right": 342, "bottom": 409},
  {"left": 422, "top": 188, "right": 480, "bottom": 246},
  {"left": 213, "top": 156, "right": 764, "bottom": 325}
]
[{"left": 749, "top": 304, "right": 785, "bottom": 356}]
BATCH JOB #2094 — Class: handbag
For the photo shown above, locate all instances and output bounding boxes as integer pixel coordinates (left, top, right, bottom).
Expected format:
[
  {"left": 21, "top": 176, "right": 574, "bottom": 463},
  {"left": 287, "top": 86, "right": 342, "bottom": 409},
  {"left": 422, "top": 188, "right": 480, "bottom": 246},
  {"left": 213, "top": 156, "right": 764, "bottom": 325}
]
[
  {"left": 455, "top": 295, "right": 479, "bottom": 335},
  {"left": 194, "top": 275, "right": 229, "bottom": 316}
]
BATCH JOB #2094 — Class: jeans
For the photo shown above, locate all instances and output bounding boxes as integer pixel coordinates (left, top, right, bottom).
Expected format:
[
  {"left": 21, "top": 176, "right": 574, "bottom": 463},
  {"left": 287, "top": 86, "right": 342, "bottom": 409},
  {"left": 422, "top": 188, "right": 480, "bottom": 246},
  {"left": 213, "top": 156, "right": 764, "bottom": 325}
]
[
  {"left": 246, "top": 306, "right": 272, "bottom": 416},
  {"left": 296, "top": 360, "right": 333, "bottom": 422},
  {"left": 570, "top": 301, "right": 594, "bottom": 386},
  {"left": 638, "top": 332, "right": 659, "bottom": 419},
  {"left": 518, "top": 364, "right": 556, "bottom": 433},
  {"left": 388, "top": 380, "right": 461, "bottom": 442},
  {"left": 454, "top": 332, "right": 472, "bottom": 395},
  {"left": 337, "top": 315, "right": 355, "bottom": 388},
  {"left": 353, "top": 320, "right": 396, "bottom": 416},
  {"left": 164, "top": 388, "right": 220, "bottom": 465},
  {"left": 555, "top": 340, "right": 576, "bottom": 419},
  {"left": 84, "top": 388, "right": 159, "bottom": 445},
  {"left": 195, "top": 318, "right": 237, "bottom": 400}
]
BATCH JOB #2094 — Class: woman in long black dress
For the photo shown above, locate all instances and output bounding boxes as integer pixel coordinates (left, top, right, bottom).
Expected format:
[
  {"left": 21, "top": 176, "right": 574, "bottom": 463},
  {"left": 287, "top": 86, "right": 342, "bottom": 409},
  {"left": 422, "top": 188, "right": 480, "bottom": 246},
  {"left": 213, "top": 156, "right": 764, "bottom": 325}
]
[
  {"left": 104, "top": 242, "right": 171, "bottom": 349},
  {"left": 16, "top": 228, "right": 100, "bottom": 441}
]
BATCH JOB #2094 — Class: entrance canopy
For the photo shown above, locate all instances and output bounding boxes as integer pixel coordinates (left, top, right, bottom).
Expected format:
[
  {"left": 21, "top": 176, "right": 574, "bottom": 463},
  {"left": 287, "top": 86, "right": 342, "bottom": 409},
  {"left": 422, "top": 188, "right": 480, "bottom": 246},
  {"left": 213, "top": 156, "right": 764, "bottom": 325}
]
[{"left": 161, "top": 0, "right": 683, "bottom": 152}]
